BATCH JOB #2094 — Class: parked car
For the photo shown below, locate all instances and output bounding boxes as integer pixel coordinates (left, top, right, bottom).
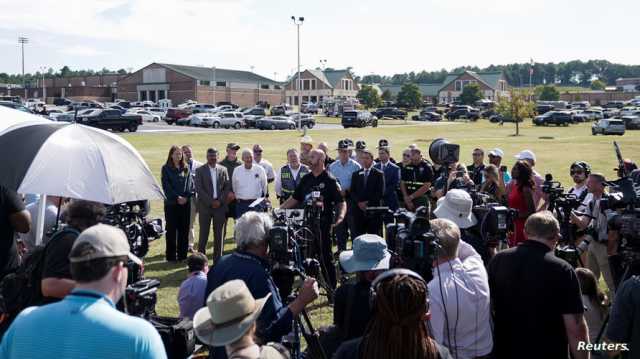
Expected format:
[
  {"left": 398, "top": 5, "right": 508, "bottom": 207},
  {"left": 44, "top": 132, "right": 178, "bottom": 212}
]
[
  {"left": 445, "top": 106, "right": 480, "bottom": 121},
  {"left": 603, "top": 108, "right": 620, "bottom": 119},
  {"left": 342, "top": 110, "right": 378, "bottom": 128},
  {"left": 372, "top": 107, "right": 406, "bottom": 120},
  {"left": 592, "top": 119, "right": 625, "bottom": 136},
  {"left": 53, "top": 97, "right": 73, "bottom": 106},
  {"left": 535, "top": 104, "right": 555, "bottom": 115},
  {"left": 0, "top": 101, "right": 32, "bottom": 113},
  {"left": 572, "top": 109, "right": 603, "bottom": 122},
  {"left": 243, "top": 114, "right": 265, "bottom": 128},
  {"left": 271, "top": 104, "right": 294, "bottom": 116},
  {"left": 620, "top": 107, "right": 639, "bottom": 117},
  {"left": 242, "top": 107, "right": 267, "bottom": 116},
  {"left": 422, "top": 106, "right": 444, "bottom": 115},
  {"left": 165, "top": 108, "right": 191, "bottom": 125},
  {"left": 127, "top": 109, "right": 161, "bottom": 122},
  {"left": 211, "top": 112, "right": 245, "bottom": 129},
  {"left": 533, "top": 111, "right": 573, "bottom": 126},
  {"left": 191, "top": 103, "right": 217, "bottom": 114},
  {"left": 620, "top": 115, "right": 640, "bottom": 129},
  {"left": 51, "top": 111, "right": 77, "bottom": 122},
  {"left": 184, "top": 113, "right": 215, "bottom": 127},
  {"left": 147, "top": 107, "right": 168, "bottom": 119},
  {"left": 488, "top": 113, "right": 523, "bottom": 123},
  {"left": 215, "top": 102, "right": 239, "bottom": 109},
  {"left": 301, "top": 102, "right": 319, "bottom": 114},
  {"left": 570, "top": 101, "right": 590, "bottom": 109},
  {"left": 256, "top": 116, "right": 297, "bottom": 130},
  {"left": 412, "top": 110, "right": 442, "bottom": 121},
  {"left": 75, "top": 109, "right": 142, "bottom": 132},
  {"left": 603, "top": 101, "right": 625, "bottom": 109},
  {"left": 108, "top": 105, "right": 127, "bottom": 115},
  {"left": 289, "top": 113, "right": 316, "bottom": 129}
]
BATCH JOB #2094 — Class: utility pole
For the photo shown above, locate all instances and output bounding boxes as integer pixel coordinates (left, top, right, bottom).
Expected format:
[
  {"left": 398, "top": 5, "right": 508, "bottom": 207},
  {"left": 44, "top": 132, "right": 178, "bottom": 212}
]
[
  {"left": 211, "top": 66, "right": 216, "bottom": 105},
  {"left": 320, "top": 59, "right": 327, "bottom": 70},
  {"left": 40, "top": 66, "right": 47, "bottom": 103},
  {"left": 291, "top": 16, "right": 304, "bottom": 129},
  {"left": 19, "top": 36, "right": 28, "bottom": 99}
]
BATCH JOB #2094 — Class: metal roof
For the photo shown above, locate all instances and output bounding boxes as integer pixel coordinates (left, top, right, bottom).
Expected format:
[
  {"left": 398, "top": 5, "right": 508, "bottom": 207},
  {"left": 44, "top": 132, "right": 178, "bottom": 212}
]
[{"left": 157, "top": 63, "right": 280, "bottom": 85}]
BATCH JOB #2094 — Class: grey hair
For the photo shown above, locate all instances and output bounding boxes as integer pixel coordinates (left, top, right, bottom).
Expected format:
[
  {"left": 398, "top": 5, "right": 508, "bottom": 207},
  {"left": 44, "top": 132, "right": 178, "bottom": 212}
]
[
  {"left": 286, "top": 148, "right": 299, "bottom": 156},
  {"left": 430, "top": 218, "right": 461, "bottom": 259},
  {"left": 241, "top": 148, "right": 253, "bottom": 158},
  {"left": 234, "top": 212, "right": 273, "bottom": 250}
]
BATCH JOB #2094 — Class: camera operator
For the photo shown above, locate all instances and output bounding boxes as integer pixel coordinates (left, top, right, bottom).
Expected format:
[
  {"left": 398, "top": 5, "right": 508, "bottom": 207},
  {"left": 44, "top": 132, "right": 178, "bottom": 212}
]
[
  {"left": 428, "top": 218, "right": 493, "bottom": 359},
  {"left": 605, "top": 273, "right": 640, "bottom": 359},
  {"left": 569, "top": 161, "right": 592, "bottom": 202},
  {"left": 434, "top": 189, "right": 490, "bottom": 264},
  {"left": 204, "top": 212, "right": 319, "bottom": 359},
  {"left": 433, "top": 162, "right": 474, "bottom": 199},
  {"left": 488, "top": 211, "right": 589, "bottom": 359},
  {"left": 570, "top": 173, "right": 616, "bottom": 294},
  {"left": 282, "top": 149, "right": 347, "bottom": 289},
  {"left": 41, "top": 200, "right": 106, "bottom": 304},
  {"left": 401, "top": 147, "right": 435, "bottom": 212},
  {"left": 0, "top": 224, "right": 166, "bottom": 359},
  {"left": 350, "top": 149, "right": 385, "bottom": 236},
  {"left": 0, "top": 185, "right": 31, "bottom": 282},
  {"left": 333, "top": 269, "right": 453, "bottom": 359}
]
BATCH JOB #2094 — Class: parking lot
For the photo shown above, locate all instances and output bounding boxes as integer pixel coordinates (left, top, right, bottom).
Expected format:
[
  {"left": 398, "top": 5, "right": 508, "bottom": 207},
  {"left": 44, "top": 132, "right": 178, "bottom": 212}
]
[{"left": 133, "top": 119, "right": 459, "bottom": 135}]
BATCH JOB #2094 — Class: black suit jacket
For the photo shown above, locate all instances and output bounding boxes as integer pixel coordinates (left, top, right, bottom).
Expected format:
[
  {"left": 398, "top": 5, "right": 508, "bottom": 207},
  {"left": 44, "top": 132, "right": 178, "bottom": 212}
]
[{"left": 350, "top": 167, "right": 384, "bottom": 206}]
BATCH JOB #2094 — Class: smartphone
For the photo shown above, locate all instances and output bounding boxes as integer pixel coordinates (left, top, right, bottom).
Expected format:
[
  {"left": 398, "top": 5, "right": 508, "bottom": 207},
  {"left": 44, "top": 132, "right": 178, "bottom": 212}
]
[{"left": 456, "top": 171, "right": 464, "bottom": 178}]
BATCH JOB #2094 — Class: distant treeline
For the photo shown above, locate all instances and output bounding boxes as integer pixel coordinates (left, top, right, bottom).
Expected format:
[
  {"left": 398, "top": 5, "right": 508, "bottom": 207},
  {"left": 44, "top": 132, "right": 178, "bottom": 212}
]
[
  {"left": 358, "top": 60, "right": 640, "bottom": 87},
  {"left": 0, "top": 66, "right": 129, "bottom": 85}
]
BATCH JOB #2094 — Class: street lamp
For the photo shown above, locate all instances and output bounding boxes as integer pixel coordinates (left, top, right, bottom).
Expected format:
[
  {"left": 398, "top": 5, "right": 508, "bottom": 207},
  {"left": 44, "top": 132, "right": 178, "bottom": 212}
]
[
  {"left": 40, "top": 66, "right": 47, "bottom": 103},
  {"left": 291, "top": 16, "right": 304, "bottom": 129},
  {"left": 19, "top": 36, "right": 28, "bottom": 99},
  {"left": 320, "top": 59, "right": 327, "bottom": 70}
]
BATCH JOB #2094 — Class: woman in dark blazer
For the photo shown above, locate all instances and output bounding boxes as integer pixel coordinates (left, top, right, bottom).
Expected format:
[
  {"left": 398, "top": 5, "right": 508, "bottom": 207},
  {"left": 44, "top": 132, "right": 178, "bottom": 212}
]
[{"left": 161, "top": 145, "right": 192, "bottom": 261}]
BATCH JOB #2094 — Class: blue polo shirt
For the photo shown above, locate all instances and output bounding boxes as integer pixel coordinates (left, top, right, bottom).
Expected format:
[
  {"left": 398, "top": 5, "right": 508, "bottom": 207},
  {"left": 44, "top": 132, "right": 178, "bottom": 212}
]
[
  {"left": 0, "top": 289, "right": 167, "bottom": 359},
  {"left": 328, "top": 158, "right": 361, "bottom": 191}
]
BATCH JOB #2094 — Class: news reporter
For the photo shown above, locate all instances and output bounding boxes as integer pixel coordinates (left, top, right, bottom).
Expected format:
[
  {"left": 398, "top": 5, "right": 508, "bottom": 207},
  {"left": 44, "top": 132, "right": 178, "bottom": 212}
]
[
  {"left": 506, "top": 161, "right": 536, "bottom": 247},
  {"left": 480, "top": 164, "right": 506, "bottom": 203},
  {"left": 204, "top": 211, "right": 319, "bottom": 359},
  {"left": 161, "top": 145, "right": 192, "bottom": 262}
]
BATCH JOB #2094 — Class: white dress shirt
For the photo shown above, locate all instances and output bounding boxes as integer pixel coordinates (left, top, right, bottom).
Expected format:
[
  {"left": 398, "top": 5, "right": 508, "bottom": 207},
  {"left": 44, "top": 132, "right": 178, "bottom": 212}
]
[
  {"left": 275, "top": 164, "right": 302, "bottom": 197},
  {"left": 232, "top": 164, "right": 267, "bottom": 200},
  {"left": 208, "top": 165, "right": 218, "bottom": 199},
  {"left": 428, "top": 241, "right": 493, "bottom": 359},
  {"left": 254, "top": 159, "right": 275, "bottom": 181}
]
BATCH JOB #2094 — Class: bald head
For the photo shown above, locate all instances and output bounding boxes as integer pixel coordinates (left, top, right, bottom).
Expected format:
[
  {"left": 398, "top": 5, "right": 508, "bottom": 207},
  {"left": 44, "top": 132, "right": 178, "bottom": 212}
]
[{"left": 310, "top": 149, "right": 326, "bottom": 170}]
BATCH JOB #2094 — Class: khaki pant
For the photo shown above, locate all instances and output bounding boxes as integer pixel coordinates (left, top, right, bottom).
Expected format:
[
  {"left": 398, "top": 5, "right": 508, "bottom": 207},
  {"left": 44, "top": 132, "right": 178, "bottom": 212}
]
[
  {"left": 188, "top": 197, "right": 198, "bottom": 248},
  {"left": 587, "top": 240, "right": 615, "bottom": 294}
]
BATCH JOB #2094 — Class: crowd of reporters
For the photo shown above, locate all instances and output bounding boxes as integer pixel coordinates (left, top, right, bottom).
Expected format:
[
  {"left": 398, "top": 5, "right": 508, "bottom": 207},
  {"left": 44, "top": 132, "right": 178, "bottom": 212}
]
[{"left": 1, "top": 135, "right": 640, "bottom": 358}]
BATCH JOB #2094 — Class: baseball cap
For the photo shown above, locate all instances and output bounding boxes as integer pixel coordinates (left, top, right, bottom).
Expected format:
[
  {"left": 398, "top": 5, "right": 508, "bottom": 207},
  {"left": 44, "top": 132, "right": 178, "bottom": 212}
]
[
  {"left": 226, "top": 143, "right": 240, "bottom": 150},
  {"left": 69, "top": 224, "right": 142, "bottom": 265},
  {"left": 488, "top": 148, "right": 504, "bottom": 158},
  {"left": 514, "top": 149, "right": 536, "bottom": 162}
]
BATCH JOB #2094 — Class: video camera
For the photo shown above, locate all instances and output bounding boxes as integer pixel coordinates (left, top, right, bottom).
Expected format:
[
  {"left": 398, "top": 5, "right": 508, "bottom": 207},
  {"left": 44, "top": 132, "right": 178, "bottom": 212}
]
[
  {"left": 385, "top": 206, "right": 439, "bottom": 281},
  {"left": 104, "top": 200, "right": 164, "bottom": 318},
  {"left": 429, "top": 138, "right": 460, "bottom": 166},
  {"left": 472, "top": 203, "right": 517, "bottom": 246}
]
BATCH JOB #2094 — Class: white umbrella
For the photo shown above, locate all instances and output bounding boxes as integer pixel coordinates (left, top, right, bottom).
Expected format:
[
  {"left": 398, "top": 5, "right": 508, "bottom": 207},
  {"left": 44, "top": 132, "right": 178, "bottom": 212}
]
[{"left": 0, "top": 104, "right": 49, "bottom": 132}]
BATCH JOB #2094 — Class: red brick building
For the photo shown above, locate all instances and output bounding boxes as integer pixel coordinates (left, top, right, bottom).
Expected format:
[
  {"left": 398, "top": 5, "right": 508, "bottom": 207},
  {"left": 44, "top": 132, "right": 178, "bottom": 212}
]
[{"left": 117, "top": 63, "right": 284, "bottom": 107}]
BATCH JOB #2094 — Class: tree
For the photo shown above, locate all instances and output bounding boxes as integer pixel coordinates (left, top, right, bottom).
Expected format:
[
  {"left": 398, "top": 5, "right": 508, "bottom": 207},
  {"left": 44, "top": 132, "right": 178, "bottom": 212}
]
[
  {"left": 590, "top": 79, "right": 606, "bottom": 90},
  {"left": 59, "top": 66, "right": 72, "bottom": 78},
  {"left": 381, "top": 89, "right": 394, "bottom": 101},
  {"left": 459, "top": 83, "right": 483, "bottom": 105},
  {"left": 396, "top": 83, "right": 422, "bottom": 109},
  {"left": 356, "top": 85, "right": 382, "bottom": 108},
  {"left": 496, "top": 90, "right": 535, "bottom": 136},
  {"left": 536, "top": 85, "right": 560, "bottom": 101}
]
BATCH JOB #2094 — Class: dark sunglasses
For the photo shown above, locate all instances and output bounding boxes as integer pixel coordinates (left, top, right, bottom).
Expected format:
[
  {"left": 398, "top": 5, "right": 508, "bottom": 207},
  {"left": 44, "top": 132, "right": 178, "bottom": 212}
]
[{"left": 472, "top": 153, "right": 483, "bottom": 156}]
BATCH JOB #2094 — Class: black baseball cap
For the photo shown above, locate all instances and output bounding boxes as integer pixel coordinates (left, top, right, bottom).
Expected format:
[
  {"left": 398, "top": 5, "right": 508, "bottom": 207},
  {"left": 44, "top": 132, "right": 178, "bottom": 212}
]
[{"left": 226, "top": 143, "right": 240, "bottom": 150}]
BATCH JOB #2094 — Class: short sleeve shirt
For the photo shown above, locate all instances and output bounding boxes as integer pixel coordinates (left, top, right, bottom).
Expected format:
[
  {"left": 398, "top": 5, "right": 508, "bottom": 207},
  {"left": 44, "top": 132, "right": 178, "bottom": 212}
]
[
  {"left": 292, "top": 170, "right": 343, "bottom": 219},
  {"left": 488, "top": 240, "right": 584, "bottom": 359},
  {"left": 401, "top": 161, "right": 434, "bottom": 195},
  {"left": 606, "top": 276, "right": 640, "bottom": 359},
  {"left": 0, "top": 186, "right": 25, "bottom": 277}
]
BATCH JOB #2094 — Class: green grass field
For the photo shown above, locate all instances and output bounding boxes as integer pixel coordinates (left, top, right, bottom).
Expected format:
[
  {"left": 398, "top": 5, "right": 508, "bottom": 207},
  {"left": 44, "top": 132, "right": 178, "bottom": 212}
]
[{"left": 122, "top": 119, "right": 640, "bottom": 327}]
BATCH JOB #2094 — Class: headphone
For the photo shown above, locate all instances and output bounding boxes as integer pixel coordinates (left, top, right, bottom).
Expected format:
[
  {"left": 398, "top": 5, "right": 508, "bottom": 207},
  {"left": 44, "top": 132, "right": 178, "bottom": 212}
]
[
  {"left": 571, "top": 161, "right": 592, "bottom": 175},
  {"left": 369, "top": 268, "right": 428, "bottom": 310}
]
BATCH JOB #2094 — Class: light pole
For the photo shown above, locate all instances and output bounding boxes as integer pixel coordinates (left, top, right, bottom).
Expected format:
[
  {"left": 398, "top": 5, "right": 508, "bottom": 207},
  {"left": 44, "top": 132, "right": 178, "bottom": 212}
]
[
  {"left": 211, "top": 66, "right": 216, "bottom": 105},
  {"left": 529, "top": 58, "right": 534, "bottom": 100},
  {"left": 291, "top": 16, "right": 304, "bottom": 128},
  {"left": 320, "top": 59, "right": 327, "bottom": 70},
  {"left": 19, "top": 36, "right": 28, "bottom": 99},
  {"left": 250, "top": 65, "right": 255, "bottom": 73},
  {"left": 40, "top": 66, "right": 46, "bottom": 103}
]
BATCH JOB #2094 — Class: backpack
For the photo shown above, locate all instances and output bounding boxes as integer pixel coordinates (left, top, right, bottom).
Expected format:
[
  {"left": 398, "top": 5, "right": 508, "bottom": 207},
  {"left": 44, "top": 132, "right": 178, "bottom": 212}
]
[{"left": 0, "top": 227, "right": 80, "bottom": 317}]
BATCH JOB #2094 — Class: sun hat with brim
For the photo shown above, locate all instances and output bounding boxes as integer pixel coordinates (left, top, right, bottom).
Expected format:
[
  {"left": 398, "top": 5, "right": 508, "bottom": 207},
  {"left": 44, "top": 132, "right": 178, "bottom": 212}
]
[
  {"left": 433, "top": 189, "right": 477, "bottom": 229},
  {"left": 194, "top": 279, "right": 271, "bottom": 346},
  {"left": 339, "top": 234, "right": 391, "bottom": 273}
]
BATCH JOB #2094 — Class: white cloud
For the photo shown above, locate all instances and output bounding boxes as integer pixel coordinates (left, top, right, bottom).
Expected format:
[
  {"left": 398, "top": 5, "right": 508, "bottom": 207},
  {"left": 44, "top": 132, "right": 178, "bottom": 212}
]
[{"left": 59, "top": 45, "right": 107, "bottom": 56}]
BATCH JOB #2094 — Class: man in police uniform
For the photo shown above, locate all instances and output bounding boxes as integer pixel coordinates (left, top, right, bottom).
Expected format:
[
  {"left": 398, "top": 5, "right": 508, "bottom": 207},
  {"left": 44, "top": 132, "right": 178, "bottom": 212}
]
[
  {"left": 355, "top": 140, "right": 367, "bottom": 164},
  {"left": 275, "top": 148, "right": 309, "bottom": 206},
  {"left": 400, "top": 147, "right": 435, "bottom": 212},
  {"left": 281, "top": 149, "right": 346, "bottom": 290}
]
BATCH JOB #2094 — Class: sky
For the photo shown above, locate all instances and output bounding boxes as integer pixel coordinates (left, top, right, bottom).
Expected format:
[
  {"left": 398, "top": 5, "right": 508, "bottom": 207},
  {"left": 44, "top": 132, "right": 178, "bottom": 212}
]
[{"left": 0, "top": 0, "right": 638, "bottom": 81}]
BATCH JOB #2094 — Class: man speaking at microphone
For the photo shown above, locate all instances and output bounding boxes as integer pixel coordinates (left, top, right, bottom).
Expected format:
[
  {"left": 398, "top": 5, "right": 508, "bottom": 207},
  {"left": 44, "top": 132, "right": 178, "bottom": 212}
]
[{"left": 350, "top": 148, "right": 385, "bottom": 236}]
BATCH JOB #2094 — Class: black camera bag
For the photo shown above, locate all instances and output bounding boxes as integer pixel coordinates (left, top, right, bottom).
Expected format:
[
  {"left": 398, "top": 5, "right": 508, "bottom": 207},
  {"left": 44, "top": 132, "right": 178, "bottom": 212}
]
[{"left": 149, "top": 316, "right": 195, "bottom": 358}]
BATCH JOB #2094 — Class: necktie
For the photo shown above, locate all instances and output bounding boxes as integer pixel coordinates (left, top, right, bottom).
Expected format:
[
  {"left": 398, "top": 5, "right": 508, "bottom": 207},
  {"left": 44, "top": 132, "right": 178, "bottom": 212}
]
[{"left": 364, "top": 169, "right": 369, "bottom": 187}]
